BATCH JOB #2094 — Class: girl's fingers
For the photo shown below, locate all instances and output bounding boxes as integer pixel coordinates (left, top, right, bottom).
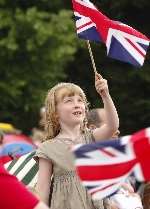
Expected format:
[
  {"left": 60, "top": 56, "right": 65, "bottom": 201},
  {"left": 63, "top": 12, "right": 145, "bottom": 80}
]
[
  {"left": 95, "top": 72, "right": 103, "bottom": 80},
  {"left": 95, "top": 80, "right": 107, "bottom": 90},
  {"left": 95, "top": 78, "right": 106, "bottom": 86},
  {"left": 96, "top": 84, "right": 106, "bottom": 91},
  {"left": 95, "top": 74, "right": 109, "bottom": 96}
]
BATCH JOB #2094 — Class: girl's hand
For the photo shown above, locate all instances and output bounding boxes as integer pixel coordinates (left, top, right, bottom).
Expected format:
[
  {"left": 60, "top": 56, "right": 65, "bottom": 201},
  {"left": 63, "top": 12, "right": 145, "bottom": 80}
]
[{"left": 95, "top": 72, "right": 109, "bottom": 98}]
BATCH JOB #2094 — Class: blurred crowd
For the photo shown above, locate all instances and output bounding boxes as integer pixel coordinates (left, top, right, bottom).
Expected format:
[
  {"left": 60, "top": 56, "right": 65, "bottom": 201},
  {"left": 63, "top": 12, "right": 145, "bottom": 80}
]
[
  {"left": 0, "top": 106, "right": 150, "bottom": 209},
  {"left": 0, "top": 106, "right": 46, "bottom": 147}
]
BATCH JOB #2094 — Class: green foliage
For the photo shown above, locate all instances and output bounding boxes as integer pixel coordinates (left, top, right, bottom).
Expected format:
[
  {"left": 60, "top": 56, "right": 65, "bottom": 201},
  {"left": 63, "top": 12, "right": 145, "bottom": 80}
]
[{"left": 0, "top": 1, "right": 77, "bottom": 132}]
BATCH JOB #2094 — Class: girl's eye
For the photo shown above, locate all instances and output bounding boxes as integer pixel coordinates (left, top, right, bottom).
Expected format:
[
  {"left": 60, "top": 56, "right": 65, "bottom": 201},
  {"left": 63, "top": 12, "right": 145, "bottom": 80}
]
[
  {"left": 64, "top": 98, "right": 72, "bottom": 103},
  {"left": 78, "top": 98, "right": 83, "bottom": 102}
]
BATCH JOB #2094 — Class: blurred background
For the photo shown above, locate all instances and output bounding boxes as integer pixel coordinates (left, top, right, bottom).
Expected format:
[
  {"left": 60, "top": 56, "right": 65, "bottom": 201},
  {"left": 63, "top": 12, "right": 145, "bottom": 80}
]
[{"left": 0, "top": 0, "right": 150, "bottom": 138}]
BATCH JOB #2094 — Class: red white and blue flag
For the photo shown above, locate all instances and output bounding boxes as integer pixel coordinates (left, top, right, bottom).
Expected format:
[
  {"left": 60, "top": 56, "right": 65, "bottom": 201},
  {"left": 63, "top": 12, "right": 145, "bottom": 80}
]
[
  {"left": 72, "top": 0, "right": 150, "bottom": 67},
  {"left": 73, "top": 128, "right": 150, "bottom": 200}
]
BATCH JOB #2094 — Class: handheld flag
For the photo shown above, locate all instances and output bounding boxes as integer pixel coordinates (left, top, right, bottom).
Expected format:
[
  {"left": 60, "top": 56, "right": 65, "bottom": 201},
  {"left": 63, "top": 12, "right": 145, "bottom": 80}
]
[
  {"left": 73, "top": 128, "right": 150, "bottom": 200},
  {"left": 72, "top": 0, "right": 150, "bottom": 67},
  {"left": 4, "top": 151, "right": 38, "bottom": 187}
]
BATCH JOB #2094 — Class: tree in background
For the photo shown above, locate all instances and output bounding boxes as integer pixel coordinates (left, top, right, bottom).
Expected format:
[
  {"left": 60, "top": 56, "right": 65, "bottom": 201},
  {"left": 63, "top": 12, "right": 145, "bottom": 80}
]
[{"left": 0, "top": 0, "right": 78, "bottom": 132}]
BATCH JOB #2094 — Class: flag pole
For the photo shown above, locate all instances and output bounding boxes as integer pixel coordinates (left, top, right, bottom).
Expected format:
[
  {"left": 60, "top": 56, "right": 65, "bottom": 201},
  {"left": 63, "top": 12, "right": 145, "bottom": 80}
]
[{"left": 86, "top": 40, "right": 97, "bottom": 74}]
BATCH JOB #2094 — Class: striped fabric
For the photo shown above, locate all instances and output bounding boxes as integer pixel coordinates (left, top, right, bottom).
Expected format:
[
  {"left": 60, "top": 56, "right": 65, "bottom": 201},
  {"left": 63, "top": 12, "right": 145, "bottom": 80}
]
[{"left": 4, "top": 151, "right": 38, "bottom": 188}]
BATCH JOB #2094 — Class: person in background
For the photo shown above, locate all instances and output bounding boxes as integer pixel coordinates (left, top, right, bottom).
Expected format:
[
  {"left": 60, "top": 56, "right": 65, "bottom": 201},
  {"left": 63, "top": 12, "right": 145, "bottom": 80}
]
[
  {"left": 0, "top": 163, "right": 49, "bottom": 209},
  {"left": 31, "top": 107, "right": 46, "bottom": 147},
  {"left": 87, "top": 108, "right": 120, "bottom": 138},
  {"left": 34, "top": 72, "right": 119, "bottom": 209}
]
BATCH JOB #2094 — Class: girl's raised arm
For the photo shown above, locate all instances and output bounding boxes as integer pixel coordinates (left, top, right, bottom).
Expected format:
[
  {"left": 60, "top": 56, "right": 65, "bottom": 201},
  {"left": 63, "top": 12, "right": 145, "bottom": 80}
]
[{"left": 92, "top": 73, "right": 119, "bottom": 141}]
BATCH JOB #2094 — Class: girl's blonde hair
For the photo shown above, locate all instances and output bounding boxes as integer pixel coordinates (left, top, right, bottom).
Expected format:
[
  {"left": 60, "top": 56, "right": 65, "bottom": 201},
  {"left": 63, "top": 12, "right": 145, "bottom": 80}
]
[{"left": 43, "top": 83, "right": 89, "bottom": 141}]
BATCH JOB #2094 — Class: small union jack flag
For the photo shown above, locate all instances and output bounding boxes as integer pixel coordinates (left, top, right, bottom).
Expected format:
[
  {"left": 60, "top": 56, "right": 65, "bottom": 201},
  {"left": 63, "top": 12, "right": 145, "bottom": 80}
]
[
  {"left": 73, "top": 128, "right": 150, "bottom": 200},
  {"left": 74, "top": 11, "right": 101, "bottom": 42},
  {"left": 72, "top": 0, "right": 150, "bottom": 67}
]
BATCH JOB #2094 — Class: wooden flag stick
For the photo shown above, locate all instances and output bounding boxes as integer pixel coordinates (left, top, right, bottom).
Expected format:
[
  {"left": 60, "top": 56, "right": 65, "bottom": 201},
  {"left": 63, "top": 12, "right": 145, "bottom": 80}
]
[{"left": 86, "top": 40, "right": 97, "bottom": 74}]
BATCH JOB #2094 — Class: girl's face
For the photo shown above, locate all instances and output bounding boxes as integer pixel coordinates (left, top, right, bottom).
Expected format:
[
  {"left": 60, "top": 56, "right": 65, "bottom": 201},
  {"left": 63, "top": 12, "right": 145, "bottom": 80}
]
[{"left": 56, "top": 89, "right": 86, "bottom": 127}]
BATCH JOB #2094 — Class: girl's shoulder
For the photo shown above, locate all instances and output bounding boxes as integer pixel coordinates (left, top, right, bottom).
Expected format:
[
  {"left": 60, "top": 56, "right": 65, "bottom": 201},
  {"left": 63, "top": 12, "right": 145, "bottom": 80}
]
[
  {"left": 39, "top": 137, "right": 69, "bottom": 151},
  {"left": 34, "top": 138, "right": 65, "bottom": 163}
]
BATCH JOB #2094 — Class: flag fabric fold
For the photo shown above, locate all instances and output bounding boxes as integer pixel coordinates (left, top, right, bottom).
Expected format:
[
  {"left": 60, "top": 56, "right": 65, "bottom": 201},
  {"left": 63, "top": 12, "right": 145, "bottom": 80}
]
[
  {"left": 72, "top": 0, "right": 150, "bottom": 67},
  {"left": 4, "top": 151, "right": 38, "bottom": 188},
  {"left": 73, "top": 128, "right": 150, "bottom": 200}
]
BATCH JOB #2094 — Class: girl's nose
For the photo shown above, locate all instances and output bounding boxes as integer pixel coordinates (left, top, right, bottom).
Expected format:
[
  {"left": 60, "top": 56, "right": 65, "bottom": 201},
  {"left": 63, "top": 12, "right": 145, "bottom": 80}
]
[{"left": 74, "top": 100, "right": 80, "bottom": 108}]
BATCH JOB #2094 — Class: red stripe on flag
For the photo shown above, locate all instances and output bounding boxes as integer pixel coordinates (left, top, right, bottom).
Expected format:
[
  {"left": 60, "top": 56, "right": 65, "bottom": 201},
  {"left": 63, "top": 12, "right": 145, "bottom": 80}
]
[
  {"left": 77, "top": 21, "right": 93, "bottom": 30},
  {"left": 76, "top": 159, "right": 137, "bottom": 180},
  {"left": 125, "top": 38, "right": 145, "bottom": 57},
  {"left": 100, "top": 148, "right": 116, "bottom": 157},
  {"left": 90, "top": 182, "right": 117, "bottom": 195}
]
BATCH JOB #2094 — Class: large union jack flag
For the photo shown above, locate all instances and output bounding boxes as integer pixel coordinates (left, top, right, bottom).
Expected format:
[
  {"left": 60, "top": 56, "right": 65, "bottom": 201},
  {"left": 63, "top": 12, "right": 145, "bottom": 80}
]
[
  {"left": 73, "top": 128, "right": 150, "bottom": 200},
  {"left": 72, "top": 0, "right": 150, "bottom": 67}
]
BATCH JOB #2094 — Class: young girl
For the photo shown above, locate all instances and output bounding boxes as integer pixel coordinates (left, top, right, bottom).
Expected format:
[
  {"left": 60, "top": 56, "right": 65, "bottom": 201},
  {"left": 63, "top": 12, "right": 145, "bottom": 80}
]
[{"left": 34, "top": 73, "right": 119, "bottom": 209}]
